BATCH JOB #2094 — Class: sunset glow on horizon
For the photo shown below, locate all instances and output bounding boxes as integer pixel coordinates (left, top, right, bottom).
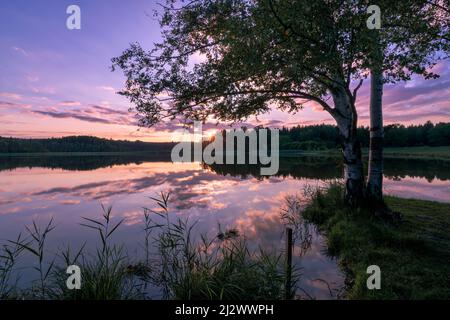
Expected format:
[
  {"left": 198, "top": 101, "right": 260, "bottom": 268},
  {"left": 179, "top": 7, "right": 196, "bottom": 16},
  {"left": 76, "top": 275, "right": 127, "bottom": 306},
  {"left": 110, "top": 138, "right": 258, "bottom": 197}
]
[{"left": 1, "top": 0, "right": 449, "bottom": 142}]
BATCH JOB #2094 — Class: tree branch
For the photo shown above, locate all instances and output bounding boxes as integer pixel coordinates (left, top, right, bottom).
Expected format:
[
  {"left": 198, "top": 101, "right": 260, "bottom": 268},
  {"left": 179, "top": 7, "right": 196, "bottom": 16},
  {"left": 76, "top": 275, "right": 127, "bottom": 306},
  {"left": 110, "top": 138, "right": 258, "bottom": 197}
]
[{"left": 352, "top": 79, "right": 364, "bottom": 103}]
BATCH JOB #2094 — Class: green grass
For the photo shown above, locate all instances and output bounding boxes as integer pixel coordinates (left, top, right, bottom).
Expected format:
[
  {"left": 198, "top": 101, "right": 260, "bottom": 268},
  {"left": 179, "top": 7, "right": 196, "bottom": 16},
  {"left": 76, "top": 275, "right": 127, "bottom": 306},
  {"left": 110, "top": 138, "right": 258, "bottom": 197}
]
[
  {"left": 302, "top": 184, "right": 450, "bottom": 299},
  {"left": 281, "top": 146, "right": 450, "bottom": 160},
  {"left": 279, "top": 149, "right": 340, "bottom": 157},
  {"left": 2, "top": 146, "right": 449, "bottom": 160},
  {"left": 371, "top": 146, "right": 450, "bottom": 160}
]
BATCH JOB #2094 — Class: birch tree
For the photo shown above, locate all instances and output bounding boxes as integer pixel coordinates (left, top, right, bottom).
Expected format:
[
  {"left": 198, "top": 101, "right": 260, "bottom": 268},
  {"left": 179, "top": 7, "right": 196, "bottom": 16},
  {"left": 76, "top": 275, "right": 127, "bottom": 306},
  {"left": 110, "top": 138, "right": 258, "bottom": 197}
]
[
  {"left": 365, "top": 0, "right": 449, "bottom": 206},
  {"left": 111, "top": 0, "right": 447, "bottom": 207},
  {"left": 113, "top": 0, "right": 373, "bottom": 206}
]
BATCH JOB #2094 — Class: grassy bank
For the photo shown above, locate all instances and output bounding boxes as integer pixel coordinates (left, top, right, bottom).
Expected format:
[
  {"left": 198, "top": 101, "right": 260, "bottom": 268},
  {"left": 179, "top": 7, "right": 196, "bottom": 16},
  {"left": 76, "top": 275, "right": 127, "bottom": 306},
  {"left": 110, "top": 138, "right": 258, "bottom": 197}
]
[
  {"left": 1, "top": 146, "right": 449, "bottom": 161},
  {"left": 281, "top": 146, "right": 450, "bottom": 160},
  {"left": 302, "top": 184, "right": 450, "bottom": 299},
  {"left": 381, "top": 146, "right": 450, "bottom": 160}
]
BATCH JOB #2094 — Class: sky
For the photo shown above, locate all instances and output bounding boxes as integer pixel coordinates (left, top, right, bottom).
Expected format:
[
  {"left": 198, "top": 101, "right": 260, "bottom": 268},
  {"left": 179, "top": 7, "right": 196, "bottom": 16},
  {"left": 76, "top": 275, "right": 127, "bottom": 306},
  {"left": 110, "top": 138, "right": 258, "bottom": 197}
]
[{"left": 0, "top": 0, "right": 449, "bottom": 142}]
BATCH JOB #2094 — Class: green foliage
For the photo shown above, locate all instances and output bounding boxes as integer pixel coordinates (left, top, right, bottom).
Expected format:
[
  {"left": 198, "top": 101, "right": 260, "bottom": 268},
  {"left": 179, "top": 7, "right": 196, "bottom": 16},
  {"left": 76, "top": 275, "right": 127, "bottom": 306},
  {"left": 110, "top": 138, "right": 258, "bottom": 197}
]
[
  {"left": 302, "top": 182, "right": 351, "bottom": 225},
  {"left": 383, "top": 121, "right": 450, "bottom": 147},
  {"left": 280, "top": 122, "right": 450, "bottom": 150},
  {"left": 302, "top": 184, "right": 450, "bottom": 299},
  {"left": 111, "top": 0, "right": 448, "bottom": 131},
  {"left": 112, "top": 0, "right": 369, "bottom": 126}
]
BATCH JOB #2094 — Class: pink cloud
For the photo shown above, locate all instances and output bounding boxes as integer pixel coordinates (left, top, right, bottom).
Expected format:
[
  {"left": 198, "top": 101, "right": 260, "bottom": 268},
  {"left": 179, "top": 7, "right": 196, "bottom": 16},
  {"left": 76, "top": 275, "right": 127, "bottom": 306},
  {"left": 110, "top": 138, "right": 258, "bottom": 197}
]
[
  {"left": 31, "top": 86, "right": 56, "bottom": 94},
  {"left": 0, "top": 92, "right": 22, "bottom": 100},
  {"left": 98, "top": 86, "right": 116, "bottom": 92},
  {"left": 59, "top": 100, "right": 81, "bottom": 106}
]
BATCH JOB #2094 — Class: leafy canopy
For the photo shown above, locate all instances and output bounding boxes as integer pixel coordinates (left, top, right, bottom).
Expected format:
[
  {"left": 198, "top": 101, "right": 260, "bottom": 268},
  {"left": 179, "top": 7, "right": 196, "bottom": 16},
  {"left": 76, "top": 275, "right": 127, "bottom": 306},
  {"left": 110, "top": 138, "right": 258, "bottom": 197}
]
[{"left": 112, "top": 0, "right": 449, "bottom": 127}]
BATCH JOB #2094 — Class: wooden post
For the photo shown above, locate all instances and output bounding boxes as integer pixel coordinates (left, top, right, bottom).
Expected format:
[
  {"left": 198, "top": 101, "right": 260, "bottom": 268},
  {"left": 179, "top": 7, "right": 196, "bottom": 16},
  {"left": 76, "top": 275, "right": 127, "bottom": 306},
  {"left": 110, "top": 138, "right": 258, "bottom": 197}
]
[{"left": 285, "top": 227, "right": 293, "bottom": 300}]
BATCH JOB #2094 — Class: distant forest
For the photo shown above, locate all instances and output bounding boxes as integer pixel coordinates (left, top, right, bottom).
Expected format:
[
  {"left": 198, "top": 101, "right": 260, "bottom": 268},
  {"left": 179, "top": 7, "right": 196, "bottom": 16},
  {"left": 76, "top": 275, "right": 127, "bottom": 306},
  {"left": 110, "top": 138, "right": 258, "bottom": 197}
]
[
  {"left": 1, "top": 121, "right": 449, "bottom": 153},
  {"left": 279, "top": 121, "right": 450, "bottom": 150},
  {"left": 0, "top": 136, "right": 176, "bottom": 153}
]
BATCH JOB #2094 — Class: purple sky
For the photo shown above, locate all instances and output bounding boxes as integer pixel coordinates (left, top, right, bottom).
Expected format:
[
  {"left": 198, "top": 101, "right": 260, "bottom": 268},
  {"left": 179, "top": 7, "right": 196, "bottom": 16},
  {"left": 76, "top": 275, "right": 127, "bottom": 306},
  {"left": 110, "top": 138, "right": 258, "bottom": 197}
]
[{"left": 0, "top": 0, "right": 449, "bottom": 141}]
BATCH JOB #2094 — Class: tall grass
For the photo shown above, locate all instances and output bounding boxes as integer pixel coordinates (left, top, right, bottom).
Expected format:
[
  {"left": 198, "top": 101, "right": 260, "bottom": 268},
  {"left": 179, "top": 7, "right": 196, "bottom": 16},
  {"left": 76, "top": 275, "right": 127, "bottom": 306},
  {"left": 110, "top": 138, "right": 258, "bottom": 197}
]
[
  {"left": 142, "top": 192, "right": 291, "bottom": 299},
  {"left": 9, "top": 219, "right": 56, "bottom": 298},
  {"left": 52, "top": 205, "right": 143, "bottom": 300},
  {"left": 0, "top": 234, "right": 25, "bottom": 299},
  {"left": 0, "top": 192, "right": 295, "bottom": 300}
]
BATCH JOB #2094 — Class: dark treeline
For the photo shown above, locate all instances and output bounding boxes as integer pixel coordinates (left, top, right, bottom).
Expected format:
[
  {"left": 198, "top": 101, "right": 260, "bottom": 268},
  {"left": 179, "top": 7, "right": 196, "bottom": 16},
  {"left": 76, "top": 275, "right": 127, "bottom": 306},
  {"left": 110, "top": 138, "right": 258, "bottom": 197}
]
[
  {"left": 1, "top": 121, "right": 449, "bottom": 153},
  {"left": 0, "top": 136, "right": 176, "bottom": 153},
  {"left": 279, "top": 121, "right": 450, "bottom": 150}
]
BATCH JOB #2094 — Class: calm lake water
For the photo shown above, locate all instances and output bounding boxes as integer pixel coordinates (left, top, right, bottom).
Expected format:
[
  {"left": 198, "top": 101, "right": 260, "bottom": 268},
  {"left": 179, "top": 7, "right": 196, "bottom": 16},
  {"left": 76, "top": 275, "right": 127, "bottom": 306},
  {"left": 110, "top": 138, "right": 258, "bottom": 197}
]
[{"left": 1, "top": 154, "right": 449, "bottom": 299}]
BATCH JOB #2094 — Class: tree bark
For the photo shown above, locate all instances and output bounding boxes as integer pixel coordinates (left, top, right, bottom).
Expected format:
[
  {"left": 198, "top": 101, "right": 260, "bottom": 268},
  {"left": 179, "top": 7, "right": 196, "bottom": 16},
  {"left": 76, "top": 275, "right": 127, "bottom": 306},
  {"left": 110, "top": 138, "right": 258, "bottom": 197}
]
[
  {"left": 367, "top": 31, "right": 384, "bottom": 205},
  {"left": 367, "top": 68, "right": 384, "bottom": 203},
  {"left": 331, "top": 82, "right": 365, "bottom": 207},
  {"left": 341, "top": 134, "right": 365, "bottom": 207}
]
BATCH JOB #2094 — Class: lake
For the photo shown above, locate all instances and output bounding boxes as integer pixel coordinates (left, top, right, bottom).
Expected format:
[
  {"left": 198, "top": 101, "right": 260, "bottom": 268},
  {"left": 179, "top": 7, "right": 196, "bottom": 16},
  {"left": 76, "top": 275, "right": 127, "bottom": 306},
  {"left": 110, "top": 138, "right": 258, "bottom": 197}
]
[{"left": 1, "top": 154, "right": 449, "bottom": 299}]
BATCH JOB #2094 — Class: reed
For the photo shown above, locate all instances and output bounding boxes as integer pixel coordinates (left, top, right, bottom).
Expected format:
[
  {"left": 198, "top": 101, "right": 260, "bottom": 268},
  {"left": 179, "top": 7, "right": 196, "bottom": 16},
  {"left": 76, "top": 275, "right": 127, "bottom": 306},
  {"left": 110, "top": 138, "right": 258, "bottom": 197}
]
[{"left": 0, "top": 192, "right": 295, "bottom": 300}]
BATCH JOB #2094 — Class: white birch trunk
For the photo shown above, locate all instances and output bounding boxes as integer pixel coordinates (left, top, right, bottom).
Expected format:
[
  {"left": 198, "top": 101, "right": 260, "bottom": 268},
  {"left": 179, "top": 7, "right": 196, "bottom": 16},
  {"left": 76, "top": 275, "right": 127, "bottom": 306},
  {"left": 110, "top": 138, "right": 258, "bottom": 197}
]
[
  {"left": 331, "top": 82, "right": 365, "bottom": 207},
  {"left": 367, "top": 68, "right": 384, "bottom": 202},
  {"left": 367, "top": 31, "right": 384, "bottom": 204}
]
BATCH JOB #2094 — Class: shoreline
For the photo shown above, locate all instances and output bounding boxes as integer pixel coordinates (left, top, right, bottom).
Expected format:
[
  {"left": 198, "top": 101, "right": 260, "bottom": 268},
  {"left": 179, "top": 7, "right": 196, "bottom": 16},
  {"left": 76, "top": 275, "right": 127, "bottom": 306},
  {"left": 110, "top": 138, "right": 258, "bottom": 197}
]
[
  {"left": 1, "top": 146, "right": 450, "bottom": 160},
  {"left": 302, "top": 185, "right": 450, "bottom": 299}
]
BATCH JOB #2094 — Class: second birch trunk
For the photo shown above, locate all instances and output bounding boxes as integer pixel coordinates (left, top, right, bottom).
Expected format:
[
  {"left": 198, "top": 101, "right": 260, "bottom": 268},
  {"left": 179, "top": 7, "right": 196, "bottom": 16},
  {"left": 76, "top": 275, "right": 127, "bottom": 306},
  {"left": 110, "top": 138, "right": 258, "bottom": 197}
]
[{"left": 367, "top": 31, "right": 384, "bottom": 204}]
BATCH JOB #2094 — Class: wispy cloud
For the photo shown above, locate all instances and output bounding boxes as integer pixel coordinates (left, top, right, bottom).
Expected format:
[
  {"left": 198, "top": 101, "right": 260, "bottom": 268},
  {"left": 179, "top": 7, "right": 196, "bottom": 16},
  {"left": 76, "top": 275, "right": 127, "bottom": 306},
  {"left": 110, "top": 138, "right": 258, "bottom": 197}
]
[
  {"left": 0, "top": 129, "right": 82, "bottom": 138},
  {"left": 98, "top": 86, "right": 116, "bottom": 92},
  {"left": 11, "top": 46, "right": 28, "bottom": 56},
  {"left": 26, "top": 75, "right": 39, "bottom": 82},
  {"left": 59, "top": 100, "right": 81, "bottom": 106},
  {"left": 33, "top": 110, "right": 115, "bottom": 124},
  {"left": 31, "top": 86, "right": 56, "bottom": 95},
  {"left": 31, "top": 104, "right": 135, "bottom": 126},
  {"left": 0, "top": 92, "right": 22, "bottom": 100},
  {"left": 349, "top": 61, "right": 450, "bottom": 125},
  {"left": 90, "top": 105, "right": 128, "bottom": 115},
  {"left": 0, "top": 100, "right": 32, "bottom": 110}
]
